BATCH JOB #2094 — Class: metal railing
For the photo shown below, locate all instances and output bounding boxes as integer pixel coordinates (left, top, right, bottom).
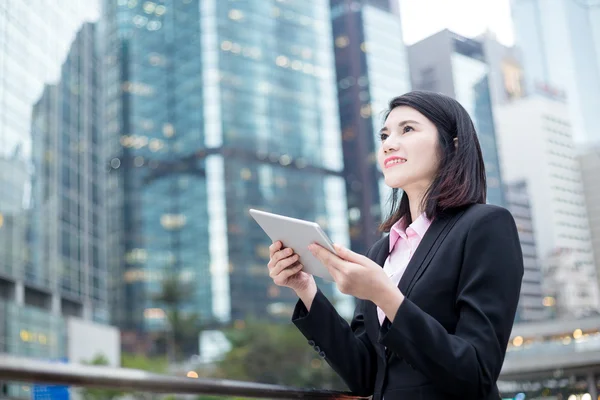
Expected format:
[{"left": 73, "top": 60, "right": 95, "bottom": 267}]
[{"left": 0, "top": 355, "right": 367, "bottom": 400}]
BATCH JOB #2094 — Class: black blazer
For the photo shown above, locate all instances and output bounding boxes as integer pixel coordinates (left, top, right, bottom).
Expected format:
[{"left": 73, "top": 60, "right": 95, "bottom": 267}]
[{"left": 292, "top": 204, "right": 523, "bottom": 400}]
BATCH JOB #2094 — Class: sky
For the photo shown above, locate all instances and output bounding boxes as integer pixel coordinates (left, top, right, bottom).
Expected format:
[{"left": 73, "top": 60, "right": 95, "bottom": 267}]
[{"left": 399, "top": 0, "right": 515, "bottom": 46}]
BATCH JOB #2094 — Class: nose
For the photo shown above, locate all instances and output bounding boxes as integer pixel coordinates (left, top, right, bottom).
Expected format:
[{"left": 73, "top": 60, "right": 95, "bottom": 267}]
[{"left": 383, "top": 134, "right": 398, "bottom": 154}]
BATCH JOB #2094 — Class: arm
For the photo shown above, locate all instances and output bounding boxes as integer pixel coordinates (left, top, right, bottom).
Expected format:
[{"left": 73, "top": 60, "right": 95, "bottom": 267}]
[
  {"left": 291, "top": 243, "right": 382, "bottom": 395},
  {"left": 378, "top": 207, "right": 524, "bottom": 399},
  {"left": 292, "top": 290, "right": 378, "bottom": 395}
]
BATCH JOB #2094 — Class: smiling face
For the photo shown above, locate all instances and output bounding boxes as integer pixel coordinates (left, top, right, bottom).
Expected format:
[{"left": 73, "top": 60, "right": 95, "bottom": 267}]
[{"left": 377, "top": 106, "right": 441, "bottom": 193}]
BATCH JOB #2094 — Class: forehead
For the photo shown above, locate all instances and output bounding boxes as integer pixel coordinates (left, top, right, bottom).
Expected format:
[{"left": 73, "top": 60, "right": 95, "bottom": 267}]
[{"left": 385, "top": 106, "right": 425, "bottom": 124}]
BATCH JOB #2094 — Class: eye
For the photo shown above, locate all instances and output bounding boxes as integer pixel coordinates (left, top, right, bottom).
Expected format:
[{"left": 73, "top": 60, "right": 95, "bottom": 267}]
[
  {"left": 402, "top": 125, "right": 414, "bottom": 134},
  {"left": 379, "top": 132, "right": 389, "bottom": 141}
]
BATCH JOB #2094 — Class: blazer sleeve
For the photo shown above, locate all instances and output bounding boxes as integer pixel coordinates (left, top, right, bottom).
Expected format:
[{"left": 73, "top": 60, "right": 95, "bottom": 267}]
[
  {"left": 378, "top": 207, "right": 524, "bottom": 399},
  {"left": 291, "top": 246, "right": 380, "bottom": 395}
]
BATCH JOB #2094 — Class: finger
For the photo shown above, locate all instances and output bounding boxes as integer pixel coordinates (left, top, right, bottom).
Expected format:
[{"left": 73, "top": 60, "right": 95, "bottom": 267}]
[
  {"left": 309, "top": 243, "right": 342, "bottom": 271},
  {"left": 321, "top": 260, "right": 344, "bottom": 283},
  {"left": 270, "top": 254, "right": 300, "bottom": 277},
  {"left": 269, "top": 241, "right": 282, "bottom": 257},
  {"left": 274, "top": 264, "right": 304, "bottom": 284},
  {"left": 334, "top": 243, "right": 366, "bottom": 264},
  {"left": 268, "top": 247, "right": 294, "bottom": 269}
]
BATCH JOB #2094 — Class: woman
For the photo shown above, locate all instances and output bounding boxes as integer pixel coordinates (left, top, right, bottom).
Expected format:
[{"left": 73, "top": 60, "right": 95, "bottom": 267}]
[{"left": 267, "top": 91, "right": 523, "bottom": 400}]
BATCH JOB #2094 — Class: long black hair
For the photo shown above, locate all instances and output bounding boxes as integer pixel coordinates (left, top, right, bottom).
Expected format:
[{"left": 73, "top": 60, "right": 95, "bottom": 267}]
[{"left": 380, "top": 91, "right": 487, "bottom": 232}]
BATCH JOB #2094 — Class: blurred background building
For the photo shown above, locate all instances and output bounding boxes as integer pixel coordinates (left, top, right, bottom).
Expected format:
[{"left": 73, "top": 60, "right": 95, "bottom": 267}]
[
  {"left": 511, "top": 0, "right": 600, "bottom": 145},
  {"left": 504, "top": 181, "right": 547, "bottom": 322},
  {"left": 29, "top": 22, "right": 108, "bottom": 323},
  {"left": 495, "top": 94, "right": 600, "bottom": 318},
  {"left": 102, "top": 0, "right": 354, "bottom": 345},
  {"left": 330, "top": 0, "right": 410, "bottom": 254},
  {"left": 580, "top": 145, "right": 600, "bottom": 295},
  {"left": 0, "top": 2, "right": 119, "bottom": 398},
  {"left": 406, "top": 30, "right": 506, "bottom": 208},
  {"left": 479, "top": 31, "right": 526, "bottom": 106}
]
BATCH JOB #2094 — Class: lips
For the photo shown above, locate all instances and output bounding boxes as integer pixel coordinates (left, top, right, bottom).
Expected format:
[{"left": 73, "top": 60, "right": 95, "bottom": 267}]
[{"left": 384, "top": 156, "right": 407, "bottom": 168}]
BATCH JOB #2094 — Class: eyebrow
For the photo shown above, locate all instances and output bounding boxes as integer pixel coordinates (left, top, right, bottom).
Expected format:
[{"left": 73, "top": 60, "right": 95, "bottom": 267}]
[{"left": 379, "top": 120, "right": 420, "bottom": 132}]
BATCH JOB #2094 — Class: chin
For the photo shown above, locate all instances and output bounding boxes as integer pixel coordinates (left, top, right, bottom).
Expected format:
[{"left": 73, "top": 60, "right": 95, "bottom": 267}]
[{"left": 384, "top": 176, "right": 408, "bottom": 189}]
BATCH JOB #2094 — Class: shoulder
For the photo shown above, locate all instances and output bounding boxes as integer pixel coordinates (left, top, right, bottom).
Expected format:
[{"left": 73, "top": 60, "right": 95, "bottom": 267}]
[
  {"left": 460, "top": 203, "right": 514, "bottom": 225},
  {"left": 446, "top": 203, "right": 518, "bottom": 241},
  {"left": 457, "top": 203, "right": 519, "bottom": 243}
]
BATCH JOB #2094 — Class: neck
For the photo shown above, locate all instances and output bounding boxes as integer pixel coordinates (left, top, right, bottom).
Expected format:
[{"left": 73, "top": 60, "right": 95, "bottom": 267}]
[{"left": 405, "top": 188, "right": 427, "bottom": 222}]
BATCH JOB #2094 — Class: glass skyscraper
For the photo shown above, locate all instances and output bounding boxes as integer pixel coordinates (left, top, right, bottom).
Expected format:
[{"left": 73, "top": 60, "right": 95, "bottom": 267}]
[
  {"left": 407, "top": 30, "right": 506, "bottom": 208},
  {"left": 29, "top": 22, "right": 108, "bottom": 322},
  {"left": 104, "top": 0, "right": 351, "bottom": 334},
  {"left": 330, "top": 0, "right": 411, "bottom": 255},
  {"left": 0, "top": 1, "right": 106, "bottom": 397},
  {"left": 512, "top": 0, "right": 600, "bottom": 144}
]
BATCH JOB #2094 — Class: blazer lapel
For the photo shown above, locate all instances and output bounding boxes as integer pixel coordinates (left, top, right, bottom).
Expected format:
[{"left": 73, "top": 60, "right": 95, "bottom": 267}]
[
  {"left": 365, "top": 209, "right": 465, "bottom": 362},
  {"left": 374, "top": 236, "right": 390, "bottom": 269},
  {"left": 398, "top": 210, "right": 464, "bottom": 297}
]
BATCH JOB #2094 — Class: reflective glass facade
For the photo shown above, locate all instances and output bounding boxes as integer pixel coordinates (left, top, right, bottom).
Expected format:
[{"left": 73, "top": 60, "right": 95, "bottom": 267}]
[
  {"left": 30, "top": 22, "right": 108, "bottom": 321},
  {"left": 0, "top": 0, "right": 107, "bottom": 374},
  {"left": 330, "top": 0, "right": 410, "bottom": 255},
  {"left": 105, "top": 0, "right": 350, "bottom": 331},
  {"left": 451, "top": 47, "right": 505, "bottom": 207},
  {"left": 407, "top": 31, "right": 506, "bottom": 208},
  {"left": 0, "top": 2, "right": 108, "bottom": 393},
  {"left": 362, "top": 5, "right": 411, "bottom": 222},
  {"left": 104, "top": 0, "right": 213, "bottom": 331},
  {"left": 512, "top": 0, "right": 600, "bottom": 144},
  {"left": 0, "top": 301, "right": 67, "bottom": 397}
]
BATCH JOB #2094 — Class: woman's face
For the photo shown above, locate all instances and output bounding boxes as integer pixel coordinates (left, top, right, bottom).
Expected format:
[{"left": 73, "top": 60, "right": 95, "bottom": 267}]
[{"left": 377, "top": 106, "right": 441, "bottom": 192}]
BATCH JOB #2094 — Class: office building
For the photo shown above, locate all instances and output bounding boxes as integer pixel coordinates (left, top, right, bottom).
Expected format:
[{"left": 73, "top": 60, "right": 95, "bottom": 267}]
[
  {"left": 0, "top": 1, "right": 111, "bottom": 397},
  {"left": 28, "top": 22, "right": 108, "bottom": 322},
  {"left": 103, "top": 0, "right": 351, "bottom": 334},
  {"left": 407, "top": 30, "right": 506, "bottom": 207},
  {"left": 512, "top": 0, "right": 600, "bottom": 144},
  {"left": 579, "top": 145, "right": 600, "bottom": 297},
  {"left": 330, "top": 0, "right": 411, "bottom": 254},
  {"left": 479, "top": 31, "right": 526, "bottom": 107},
  {"left": 495, "top": 94, "right": 600, "bottom": 316},
  {"left": 504, "top": 181, "right": 547, "bottom": 322},
  {"left": 544, "top": 248, "right": 600, "bottom": 318}
]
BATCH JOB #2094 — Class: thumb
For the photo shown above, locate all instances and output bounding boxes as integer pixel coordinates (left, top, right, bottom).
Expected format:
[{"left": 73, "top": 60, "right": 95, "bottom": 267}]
[{"left": 334, "top": 243, "right": 364, "bottom": 263}]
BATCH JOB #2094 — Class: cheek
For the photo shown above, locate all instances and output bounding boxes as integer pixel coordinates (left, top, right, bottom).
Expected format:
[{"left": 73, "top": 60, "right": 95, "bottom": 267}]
[
  {"left": 376, "top": 146, "right": 385, "bottom": 166},
  {"left": 410, "top": 140, "right": 440, "bottom": 175},
  {"left": 422, "top": 145, "right": 441, "bottom": 175}
]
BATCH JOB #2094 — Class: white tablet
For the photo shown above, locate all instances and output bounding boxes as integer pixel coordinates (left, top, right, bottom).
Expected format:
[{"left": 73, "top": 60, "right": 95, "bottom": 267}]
[{"left": 249, "top": 209, "right": 336, "bottom": 282}]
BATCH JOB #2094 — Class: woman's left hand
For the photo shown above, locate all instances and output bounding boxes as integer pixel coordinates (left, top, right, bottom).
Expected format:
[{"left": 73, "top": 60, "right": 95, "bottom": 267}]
[{"left": 308, "top": 243, "right": 402, "bottom": 304}]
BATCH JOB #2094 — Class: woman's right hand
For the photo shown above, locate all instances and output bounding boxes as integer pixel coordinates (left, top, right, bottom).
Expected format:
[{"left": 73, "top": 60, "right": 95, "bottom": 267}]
[{"left": 268, "top": 241, "right": 315, "bottom": 294}]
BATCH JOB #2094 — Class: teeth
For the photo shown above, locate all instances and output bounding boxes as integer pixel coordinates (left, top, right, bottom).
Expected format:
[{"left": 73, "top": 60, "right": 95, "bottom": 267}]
[{"left": 387, "top": 159, "right": 406, "bottom": 167}]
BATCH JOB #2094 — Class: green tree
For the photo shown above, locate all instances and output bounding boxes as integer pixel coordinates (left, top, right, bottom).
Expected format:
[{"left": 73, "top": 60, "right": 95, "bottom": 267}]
[
  {"left": 121, "top": 353, "right": 170, "bottom": 400},
  {"left": 80, "top": 354, "right": 124, "bottom": 400},
  {"left": 121, "top": 353, "right": 168, "bottom": 373},
  {"left": 212, "top": 320, "right": 347, "bottom": 391},
  {"left": 154, "top": 272, "right": 203, "bottom": 361},
  {"left": 81, "top": 353, "right": 178, "bottom": 400}
]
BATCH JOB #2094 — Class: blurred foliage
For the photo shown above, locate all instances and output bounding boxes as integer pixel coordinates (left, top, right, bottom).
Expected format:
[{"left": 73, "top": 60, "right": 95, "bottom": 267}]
[
  {"left": 80, "top": 354, "right": 124, "bottom": 400},
  {"left": 154, "top": 273, "right": 203, "bottom": 360},
  {"left": 80, "top": 353, "right": 170, "bottom": 400},
  {"left": 120, "top": 353, "right": 171, "bottom": 400},
  {"left": 208, "top": 319, "right": 347, "bottom": 391},
  {"left": 121, "top": 353, "right": 168, "bottom": 373}
]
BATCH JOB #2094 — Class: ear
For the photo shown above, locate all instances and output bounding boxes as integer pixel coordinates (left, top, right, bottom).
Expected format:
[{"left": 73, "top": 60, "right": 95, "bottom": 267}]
[{"left": 453, "top": 137, "right": 458, "bottom": 149}]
